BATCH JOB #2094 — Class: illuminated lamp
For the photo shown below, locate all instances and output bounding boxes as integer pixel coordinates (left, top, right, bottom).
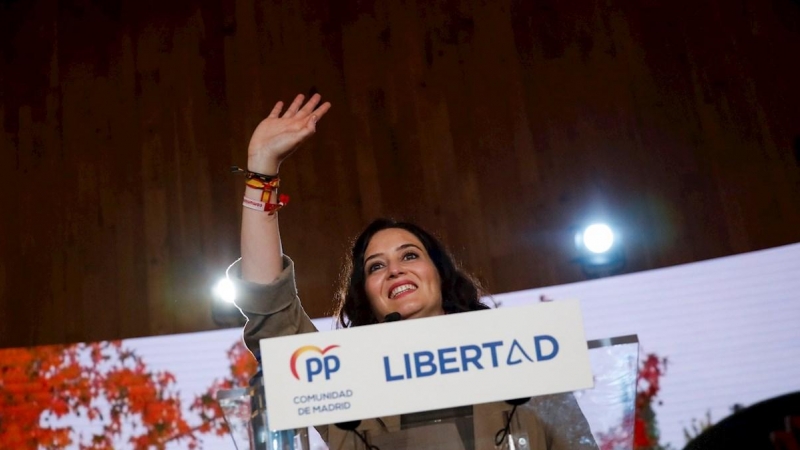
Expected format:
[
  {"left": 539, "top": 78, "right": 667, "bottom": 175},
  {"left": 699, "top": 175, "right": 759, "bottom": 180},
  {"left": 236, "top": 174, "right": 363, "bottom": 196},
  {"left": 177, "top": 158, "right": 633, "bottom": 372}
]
[{"left": 573, "top": 222, "right": 625, "bottom": 277}]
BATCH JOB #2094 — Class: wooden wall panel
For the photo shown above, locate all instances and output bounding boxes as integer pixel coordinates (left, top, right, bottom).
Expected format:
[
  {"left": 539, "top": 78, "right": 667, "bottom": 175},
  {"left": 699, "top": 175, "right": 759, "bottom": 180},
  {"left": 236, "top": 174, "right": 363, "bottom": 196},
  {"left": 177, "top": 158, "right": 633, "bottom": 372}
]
[{"left": 1, "top": 0, "right": 799, "bottom": 348}]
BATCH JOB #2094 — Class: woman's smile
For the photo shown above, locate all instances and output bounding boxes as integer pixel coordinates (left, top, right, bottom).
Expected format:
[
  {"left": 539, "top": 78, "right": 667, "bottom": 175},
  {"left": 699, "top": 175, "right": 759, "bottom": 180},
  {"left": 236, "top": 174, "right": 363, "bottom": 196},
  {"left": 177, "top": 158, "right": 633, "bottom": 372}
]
[{"left": 388, "top": 282, "right": 417, "bottom": 299}]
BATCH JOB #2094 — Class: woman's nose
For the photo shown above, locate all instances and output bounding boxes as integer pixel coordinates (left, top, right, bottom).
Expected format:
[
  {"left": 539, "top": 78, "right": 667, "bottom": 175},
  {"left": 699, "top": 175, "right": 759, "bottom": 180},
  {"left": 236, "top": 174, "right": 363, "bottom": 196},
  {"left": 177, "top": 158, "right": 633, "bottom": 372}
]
[{"left": 388, "top": 264, "right": 404, "bottom": 278}]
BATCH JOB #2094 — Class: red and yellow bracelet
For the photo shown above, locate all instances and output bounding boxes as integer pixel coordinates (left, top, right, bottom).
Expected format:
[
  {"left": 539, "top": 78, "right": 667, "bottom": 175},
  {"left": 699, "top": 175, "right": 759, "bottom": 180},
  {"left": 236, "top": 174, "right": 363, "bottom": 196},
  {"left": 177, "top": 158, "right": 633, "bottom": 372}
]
[
  {"left": 242, "top": 194, "right": 289, "bottom": 214},
  {"left": 245, "top": 177, "right": 280, "bottom": 203},
  {"left": 232, "top": 165, "right": 290, "bottom": 215}
]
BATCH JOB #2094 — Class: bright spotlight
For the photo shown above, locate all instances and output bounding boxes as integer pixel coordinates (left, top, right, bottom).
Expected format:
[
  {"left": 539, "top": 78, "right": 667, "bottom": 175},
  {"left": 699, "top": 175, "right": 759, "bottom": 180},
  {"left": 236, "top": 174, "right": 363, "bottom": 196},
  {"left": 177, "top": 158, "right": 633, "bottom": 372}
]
[
  {"left": 582, "top": 223, "right": 614, "bottom": 254},
  {"left": 572, "top": 221, "right": 624, "bottom": 278},
  {"left": 213, "top": 278, "right": 237, "bottom": 303}
]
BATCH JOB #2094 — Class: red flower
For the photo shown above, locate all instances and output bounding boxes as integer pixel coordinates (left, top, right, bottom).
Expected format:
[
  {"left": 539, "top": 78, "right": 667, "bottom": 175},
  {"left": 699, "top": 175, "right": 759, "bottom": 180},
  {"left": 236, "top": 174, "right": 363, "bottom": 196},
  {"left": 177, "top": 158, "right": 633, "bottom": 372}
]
[{"left": 633, "top": 417, "right": 651, "bottom": 448}]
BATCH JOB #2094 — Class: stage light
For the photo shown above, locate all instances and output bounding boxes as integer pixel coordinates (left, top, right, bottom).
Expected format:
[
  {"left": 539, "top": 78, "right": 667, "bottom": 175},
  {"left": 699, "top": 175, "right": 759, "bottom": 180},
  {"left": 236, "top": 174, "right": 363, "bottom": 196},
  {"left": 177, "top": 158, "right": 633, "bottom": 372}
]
[
  {"left": 573, "top": 222, "right": 624, "bottom": 278},
  {"left": 582, "top": 223, "right": 614, "bottom": 254},
  {"left": 213, "top": 278, "right": 237, "bottom": 303}
]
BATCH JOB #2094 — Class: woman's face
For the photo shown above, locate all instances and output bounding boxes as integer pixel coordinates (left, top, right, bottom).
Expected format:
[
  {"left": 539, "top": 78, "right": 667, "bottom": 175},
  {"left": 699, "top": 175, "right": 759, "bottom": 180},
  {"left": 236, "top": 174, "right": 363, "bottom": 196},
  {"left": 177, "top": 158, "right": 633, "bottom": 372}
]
[{"left": 363, "top": 228, "right": 444, "bottom": 321}]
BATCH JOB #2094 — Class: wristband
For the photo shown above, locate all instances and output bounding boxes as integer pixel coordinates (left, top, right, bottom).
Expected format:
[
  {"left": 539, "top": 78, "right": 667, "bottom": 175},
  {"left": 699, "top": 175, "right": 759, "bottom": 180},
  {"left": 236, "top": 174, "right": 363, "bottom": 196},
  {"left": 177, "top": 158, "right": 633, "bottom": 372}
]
[
  {"left": 242, "top": 194, "right": 289, "bottom": 215},
  {"left": 245, "top": 178, "right": 280, "bottom": 202}
]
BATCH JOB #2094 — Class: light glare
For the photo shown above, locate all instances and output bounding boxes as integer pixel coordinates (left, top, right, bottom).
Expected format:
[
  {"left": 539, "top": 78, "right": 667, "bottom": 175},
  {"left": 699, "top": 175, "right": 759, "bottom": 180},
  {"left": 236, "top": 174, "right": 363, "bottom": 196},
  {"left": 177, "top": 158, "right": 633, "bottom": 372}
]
[
  {"left": 583, "top": 224, "right": 614, "bottom": 254},
  {"left": 213, "top": 278, "right": 237, "bottom": 303}
]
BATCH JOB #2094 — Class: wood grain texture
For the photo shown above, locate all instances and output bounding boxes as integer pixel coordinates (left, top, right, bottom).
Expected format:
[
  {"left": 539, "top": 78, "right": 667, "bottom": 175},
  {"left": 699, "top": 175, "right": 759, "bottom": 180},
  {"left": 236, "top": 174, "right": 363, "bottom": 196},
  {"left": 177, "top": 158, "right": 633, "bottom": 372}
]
[{"left": 2, "top": 0, "right": 799, "bottom": 348}]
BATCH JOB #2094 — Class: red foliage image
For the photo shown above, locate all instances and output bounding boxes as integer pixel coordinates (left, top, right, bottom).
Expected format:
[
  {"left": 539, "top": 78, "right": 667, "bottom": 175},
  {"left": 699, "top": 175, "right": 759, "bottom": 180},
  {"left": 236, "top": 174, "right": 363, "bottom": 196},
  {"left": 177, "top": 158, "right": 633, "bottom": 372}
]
[
  {"left": 596, "top": 353, "right": 670, "bottom": 450},
  {"left": 0, "top": 340, "right": 257, "bottom": 449}
]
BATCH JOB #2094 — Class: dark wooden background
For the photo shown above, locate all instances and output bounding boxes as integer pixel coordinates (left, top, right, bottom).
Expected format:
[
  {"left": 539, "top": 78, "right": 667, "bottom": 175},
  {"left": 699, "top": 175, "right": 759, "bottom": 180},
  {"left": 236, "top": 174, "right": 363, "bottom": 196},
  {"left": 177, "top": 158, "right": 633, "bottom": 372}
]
[{"left": 2, "top": 0, "right": 799, "bottom": 349}]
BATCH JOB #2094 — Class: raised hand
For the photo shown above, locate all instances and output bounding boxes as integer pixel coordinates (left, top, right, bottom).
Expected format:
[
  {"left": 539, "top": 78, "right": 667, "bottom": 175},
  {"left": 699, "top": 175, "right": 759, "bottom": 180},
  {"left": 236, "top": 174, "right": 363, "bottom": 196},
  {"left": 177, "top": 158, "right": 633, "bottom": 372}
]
[{"left": 247, "top": 93, "right": 332, "bottom": 174}]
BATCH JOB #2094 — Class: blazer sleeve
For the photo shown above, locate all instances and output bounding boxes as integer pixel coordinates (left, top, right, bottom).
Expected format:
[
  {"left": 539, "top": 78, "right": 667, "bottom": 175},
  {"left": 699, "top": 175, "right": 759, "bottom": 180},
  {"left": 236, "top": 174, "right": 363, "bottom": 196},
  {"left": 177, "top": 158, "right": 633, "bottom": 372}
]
[{"left": 226, "top": 255, "right": 318, "bottom": 355}]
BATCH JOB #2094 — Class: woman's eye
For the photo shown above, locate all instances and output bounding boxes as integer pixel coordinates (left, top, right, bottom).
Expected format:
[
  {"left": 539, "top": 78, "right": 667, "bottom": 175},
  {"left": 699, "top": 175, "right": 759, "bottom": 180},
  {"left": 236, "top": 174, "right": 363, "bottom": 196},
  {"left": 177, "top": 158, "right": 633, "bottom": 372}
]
[
  {"left": 367, "top": 262, "right": 384, "bottom": 274},
  {"left": 403, "top": 252, "right": 419, "bottom": 261}
]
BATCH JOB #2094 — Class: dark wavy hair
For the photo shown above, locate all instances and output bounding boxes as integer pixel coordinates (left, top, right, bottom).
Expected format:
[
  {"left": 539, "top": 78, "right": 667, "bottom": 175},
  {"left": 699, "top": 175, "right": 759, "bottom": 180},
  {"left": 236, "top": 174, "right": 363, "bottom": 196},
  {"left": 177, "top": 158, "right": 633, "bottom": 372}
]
[{"left": 334, "top": 218, "right": 489, "bottom": 327}]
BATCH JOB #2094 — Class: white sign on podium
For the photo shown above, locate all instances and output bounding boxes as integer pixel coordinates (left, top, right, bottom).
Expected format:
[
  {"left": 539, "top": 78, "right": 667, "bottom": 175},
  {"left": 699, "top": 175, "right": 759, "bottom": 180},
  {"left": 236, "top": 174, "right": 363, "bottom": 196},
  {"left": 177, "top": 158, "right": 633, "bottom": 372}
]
[{"left": 259, "top": 300, "right": 593, "bottom": 431}]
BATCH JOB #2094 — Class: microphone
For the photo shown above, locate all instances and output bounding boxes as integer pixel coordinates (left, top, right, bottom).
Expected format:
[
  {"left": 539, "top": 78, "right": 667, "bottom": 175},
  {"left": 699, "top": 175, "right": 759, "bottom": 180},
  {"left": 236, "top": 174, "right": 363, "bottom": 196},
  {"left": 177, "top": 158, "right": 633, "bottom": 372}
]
[
  {"left": 334, "top": 420, "right": 361, "bottom": 431},
  {"left": 334, "top": 419, "right": 380, "bottom": 449},
  {"left": 505, "top": 397, "right": 531, "bottom": 406},
  {"left": 495, "top": 397, "right": 532, "bottom": 447},
  {"left": 383, "top": 312, "right": 402, "bottom": 322}
]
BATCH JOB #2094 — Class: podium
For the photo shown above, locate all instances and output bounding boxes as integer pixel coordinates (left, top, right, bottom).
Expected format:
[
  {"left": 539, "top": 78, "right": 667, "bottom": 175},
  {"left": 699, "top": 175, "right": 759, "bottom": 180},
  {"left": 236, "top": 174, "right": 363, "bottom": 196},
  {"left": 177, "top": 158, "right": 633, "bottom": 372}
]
[{"left": 217, "top": 335, "right": 639, "bottom": 450}]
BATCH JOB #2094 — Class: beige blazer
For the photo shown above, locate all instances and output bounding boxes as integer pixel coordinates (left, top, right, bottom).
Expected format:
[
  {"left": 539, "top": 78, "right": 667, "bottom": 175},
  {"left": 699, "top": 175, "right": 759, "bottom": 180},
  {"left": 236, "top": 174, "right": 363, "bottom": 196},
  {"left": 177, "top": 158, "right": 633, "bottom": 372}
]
[{"left": 322, "top": 396, "right": 596, "bottom": 450}]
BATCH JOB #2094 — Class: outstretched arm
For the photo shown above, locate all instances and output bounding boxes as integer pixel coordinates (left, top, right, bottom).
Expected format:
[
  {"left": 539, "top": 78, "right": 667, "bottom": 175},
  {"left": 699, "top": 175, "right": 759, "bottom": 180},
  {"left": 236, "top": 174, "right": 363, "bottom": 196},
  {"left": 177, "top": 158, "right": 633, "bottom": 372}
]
[{"left": 240, "top": 93, "right": 331, "bottom": 284}]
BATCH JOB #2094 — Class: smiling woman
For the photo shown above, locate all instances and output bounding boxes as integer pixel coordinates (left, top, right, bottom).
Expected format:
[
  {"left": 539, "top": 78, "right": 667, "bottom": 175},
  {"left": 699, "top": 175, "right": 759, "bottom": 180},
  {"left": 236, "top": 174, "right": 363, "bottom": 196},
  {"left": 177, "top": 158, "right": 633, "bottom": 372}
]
[
  {"left": 335, "top": 219, "right": 490, "bottom": 328},
  {"left": 227, "top": 94, "right": 599, "bottom": 449}
]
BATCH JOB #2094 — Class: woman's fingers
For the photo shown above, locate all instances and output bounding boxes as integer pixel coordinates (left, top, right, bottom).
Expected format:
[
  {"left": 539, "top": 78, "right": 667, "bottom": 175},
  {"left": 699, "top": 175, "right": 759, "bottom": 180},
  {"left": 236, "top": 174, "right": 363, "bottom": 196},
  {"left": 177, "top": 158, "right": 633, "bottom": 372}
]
[
  {"left": 310, "top": 101, "right": 332, "bottom": 122},
  {"left": 282, "top": 94, "right": 305, "bottom": 118},
  {"left": 267, "top": 101, "right": 284, "bottom": 119},
  {"left": 276, "top": 94, "right": 329, "bottom": 123},
  {"left": 298, "top": 93, "right": 322, "bottom": 116},
  {"left": 301, "top": 102, "right": 332, "bottom": 133}
]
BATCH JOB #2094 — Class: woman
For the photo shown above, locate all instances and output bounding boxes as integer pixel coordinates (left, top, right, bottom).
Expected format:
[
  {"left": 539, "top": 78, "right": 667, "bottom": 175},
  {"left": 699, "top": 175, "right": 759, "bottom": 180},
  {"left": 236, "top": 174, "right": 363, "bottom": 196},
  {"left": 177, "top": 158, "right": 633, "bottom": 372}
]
[{"left": 229, "top": 94, "right": 598, "bottom": 450}]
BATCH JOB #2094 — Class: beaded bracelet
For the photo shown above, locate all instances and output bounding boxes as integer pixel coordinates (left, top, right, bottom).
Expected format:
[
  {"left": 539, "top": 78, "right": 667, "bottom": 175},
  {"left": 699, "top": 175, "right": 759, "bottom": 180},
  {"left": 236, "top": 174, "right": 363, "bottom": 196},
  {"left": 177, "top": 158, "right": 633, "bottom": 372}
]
[{"left": 231, "top": 165, "right": 278, "bottom": 183}]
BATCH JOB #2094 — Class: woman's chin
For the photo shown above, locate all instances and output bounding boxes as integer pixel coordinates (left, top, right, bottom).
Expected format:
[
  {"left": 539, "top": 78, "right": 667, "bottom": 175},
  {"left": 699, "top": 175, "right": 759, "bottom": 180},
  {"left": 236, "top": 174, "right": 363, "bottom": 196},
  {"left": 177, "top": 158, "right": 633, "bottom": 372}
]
[{"left": 380, "top": 297, "right": 443, "bottom": 321}]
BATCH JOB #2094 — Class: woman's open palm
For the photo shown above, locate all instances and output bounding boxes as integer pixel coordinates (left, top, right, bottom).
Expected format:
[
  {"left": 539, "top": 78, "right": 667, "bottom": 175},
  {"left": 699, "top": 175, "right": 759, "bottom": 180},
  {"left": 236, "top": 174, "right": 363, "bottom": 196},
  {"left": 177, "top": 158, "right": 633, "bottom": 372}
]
[{"left": 247, "top": 93, "right": 331, "bottom": 173}]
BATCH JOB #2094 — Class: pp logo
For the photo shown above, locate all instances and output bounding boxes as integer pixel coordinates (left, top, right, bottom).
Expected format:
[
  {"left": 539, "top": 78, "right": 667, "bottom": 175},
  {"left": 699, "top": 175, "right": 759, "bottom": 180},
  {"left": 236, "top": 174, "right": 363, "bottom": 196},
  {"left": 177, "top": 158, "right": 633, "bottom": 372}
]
[{"left": 290, "top": 345, "right": 341, "bottom": 382}]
